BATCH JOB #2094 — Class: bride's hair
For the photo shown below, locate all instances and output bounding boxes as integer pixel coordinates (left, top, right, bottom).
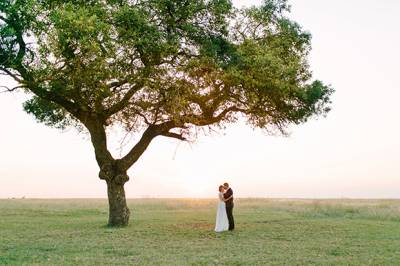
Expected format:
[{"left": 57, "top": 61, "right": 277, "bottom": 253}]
[{"left": 218, "top": 185, "right": 224, "bottom": 192}]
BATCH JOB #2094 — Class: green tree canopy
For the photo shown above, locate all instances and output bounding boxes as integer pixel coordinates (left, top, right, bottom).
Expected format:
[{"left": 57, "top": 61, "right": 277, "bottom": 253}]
[{"left": 0, "top": 0, "right": 333, "bottom": 226}]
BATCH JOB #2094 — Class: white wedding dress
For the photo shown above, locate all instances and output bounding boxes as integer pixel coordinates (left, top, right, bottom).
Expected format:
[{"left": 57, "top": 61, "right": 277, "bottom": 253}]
[{"left": 214, "top": 192, "right": 229, "bottom": 232}]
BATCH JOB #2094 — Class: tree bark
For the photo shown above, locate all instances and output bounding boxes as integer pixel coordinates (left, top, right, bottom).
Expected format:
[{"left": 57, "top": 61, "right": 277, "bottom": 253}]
[
  {"left": 107, "top": 180, "right": 130, "bottom": 226},
  {"left": 86, "top": 120, "right": 169, "bottom": 226},
  {"left": 85, "top": 119, "right": 133, "bottom": 227}
]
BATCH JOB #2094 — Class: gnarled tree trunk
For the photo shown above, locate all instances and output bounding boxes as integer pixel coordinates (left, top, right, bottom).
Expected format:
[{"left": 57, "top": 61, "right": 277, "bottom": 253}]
[
  {"left": 107, "top": 180, "right": 130, "bottom": 226},
  {"left": 86, "top": 121, "right": 131, "bottom": 226},
  {"left": 88, "top": 121, "right": 165, "bottom": 226},
  {"left": 99, "top": 162, "right": 131, "bottom": 226}
]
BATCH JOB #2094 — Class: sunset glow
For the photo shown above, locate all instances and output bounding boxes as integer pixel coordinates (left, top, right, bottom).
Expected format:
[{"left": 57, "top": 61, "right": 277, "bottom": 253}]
[{"left": 1, "top": 0, "right": 400, "bottom": 199}]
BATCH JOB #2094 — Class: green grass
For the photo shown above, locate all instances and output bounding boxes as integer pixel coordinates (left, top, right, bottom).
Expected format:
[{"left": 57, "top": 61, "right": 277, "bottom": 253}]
[{"left": 1, "top": 198, "right": 400, "bottom": 265}]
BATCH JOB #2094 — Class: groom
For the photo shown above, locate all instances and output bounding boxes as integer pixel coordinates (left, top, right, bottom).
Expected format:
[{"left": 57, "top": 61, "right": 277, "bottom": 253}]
[{"left": 223, "top": 182, "right": 235, "bottom": 231}]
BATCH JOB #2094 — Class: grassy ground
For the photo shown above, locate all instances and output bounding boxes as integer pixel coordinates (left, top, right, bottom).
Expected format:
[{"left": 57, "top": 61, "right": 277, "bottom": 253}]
[{"left": 1, "top": 198, "right": 400, "bottom": 265}]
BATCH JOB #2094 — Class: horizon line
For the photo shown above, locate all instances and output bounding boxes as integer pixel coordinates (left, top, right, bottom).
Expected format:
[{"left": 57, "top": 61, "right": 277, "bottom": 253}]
[{"left": 1, "top": 197, "right": 400, "bottom": 200}]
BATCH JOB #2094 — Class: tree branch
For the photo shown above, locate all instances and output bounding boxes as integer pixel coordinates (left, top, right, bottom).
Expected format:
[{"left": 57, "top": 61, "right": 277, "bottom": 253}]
[
  {"left": 118, "top": 125, "right": 158, "bottom": 169},
  {"left": 116, "top": 105, "right": 244, "bottom": 170},
  {"left": 18, "top": 70, "right": 83, "bottom": 119},
  {"left": 105, "top": 81, "right": 145, "bottom": 117},
  {"left": 0, "top": 85, "right": 23, "bottom": 93},
  {"left": 0, "top": 68, "right": 22, "bottom": 83},
  {"left": 1, "top": 18, "right": 85, "bottom": 120},
  {"left": 160, "top": 131, "right": 187, "bottom": 141},
  {"left": 85, "top": 120, "right": 114, "bottom": 167},
  {"left": 118, "top": 120, "right": 176, "bottom": 169},
  {"left": 182, "top": 106, "right": 244, "bottom": 127}
]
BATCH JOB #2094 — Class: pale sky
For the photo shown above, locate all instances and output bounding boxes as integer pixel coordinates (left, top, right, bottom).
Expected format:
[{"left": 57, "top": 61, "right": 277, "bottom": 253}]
[{"left": 1, "top": 0, "right": 400, "bottom": 199}]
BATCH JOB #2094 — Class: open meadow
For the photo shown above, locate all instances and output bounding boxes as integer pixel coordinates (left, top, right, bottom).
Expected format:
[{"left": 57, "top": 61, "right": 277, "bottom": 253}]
[{"left": 1, "top": 198, "right": 400, "bottom": 265}]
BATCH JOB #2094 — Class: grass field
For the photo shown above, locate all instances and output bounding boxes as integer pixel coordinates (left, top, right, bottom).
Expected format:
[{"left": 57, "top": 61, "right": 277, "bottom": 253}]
[{"left": 1, "top": 198, "right": 400, "bottom": 265}]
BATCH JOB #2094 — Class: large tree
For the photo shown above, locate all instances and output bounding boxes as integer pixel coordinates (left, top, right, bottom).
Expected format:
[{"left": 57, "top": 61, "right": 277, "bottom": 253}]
[{"left": 0, "top": 0, "right": 333, "bottom": 226}]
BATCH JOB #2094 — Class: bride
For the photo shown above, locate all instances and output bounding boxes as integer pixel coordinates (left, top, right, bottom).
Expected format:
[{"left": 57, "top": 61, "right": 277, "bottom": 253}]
[{"left": 215, "top": 185, "right": 230, "bottom": 232}]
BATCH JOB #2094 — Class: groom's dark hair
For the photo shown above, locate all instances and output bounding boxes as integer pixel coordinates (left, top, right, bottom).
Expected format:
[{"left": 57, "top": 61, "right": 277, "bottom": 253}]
[{"left": 223, "top": 182, "right": 229, "bottom": 187}]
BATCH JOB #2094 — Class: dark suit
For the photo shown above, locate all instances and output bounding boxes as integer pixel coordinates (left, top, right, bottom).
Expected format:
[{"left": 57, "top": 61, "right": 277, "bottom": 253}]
[{"left": 224, "top": 187, "right": 235, "bottom": 230}]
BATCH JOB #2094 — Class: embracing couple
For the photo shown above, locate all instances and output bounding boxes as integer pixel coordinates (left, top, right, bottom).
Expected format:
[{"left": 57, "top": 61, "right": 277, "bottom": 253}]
[{"left": 215, "top": 182, "right": 235, "bottom": 232}]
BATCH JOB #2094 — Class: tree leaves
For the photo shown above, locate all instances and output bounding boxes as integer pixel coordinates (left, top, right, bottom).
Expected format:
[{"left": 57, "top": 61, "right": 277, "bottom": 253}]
[{"left": 1, "top": 0, "right": 333, "bottom": 137}]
